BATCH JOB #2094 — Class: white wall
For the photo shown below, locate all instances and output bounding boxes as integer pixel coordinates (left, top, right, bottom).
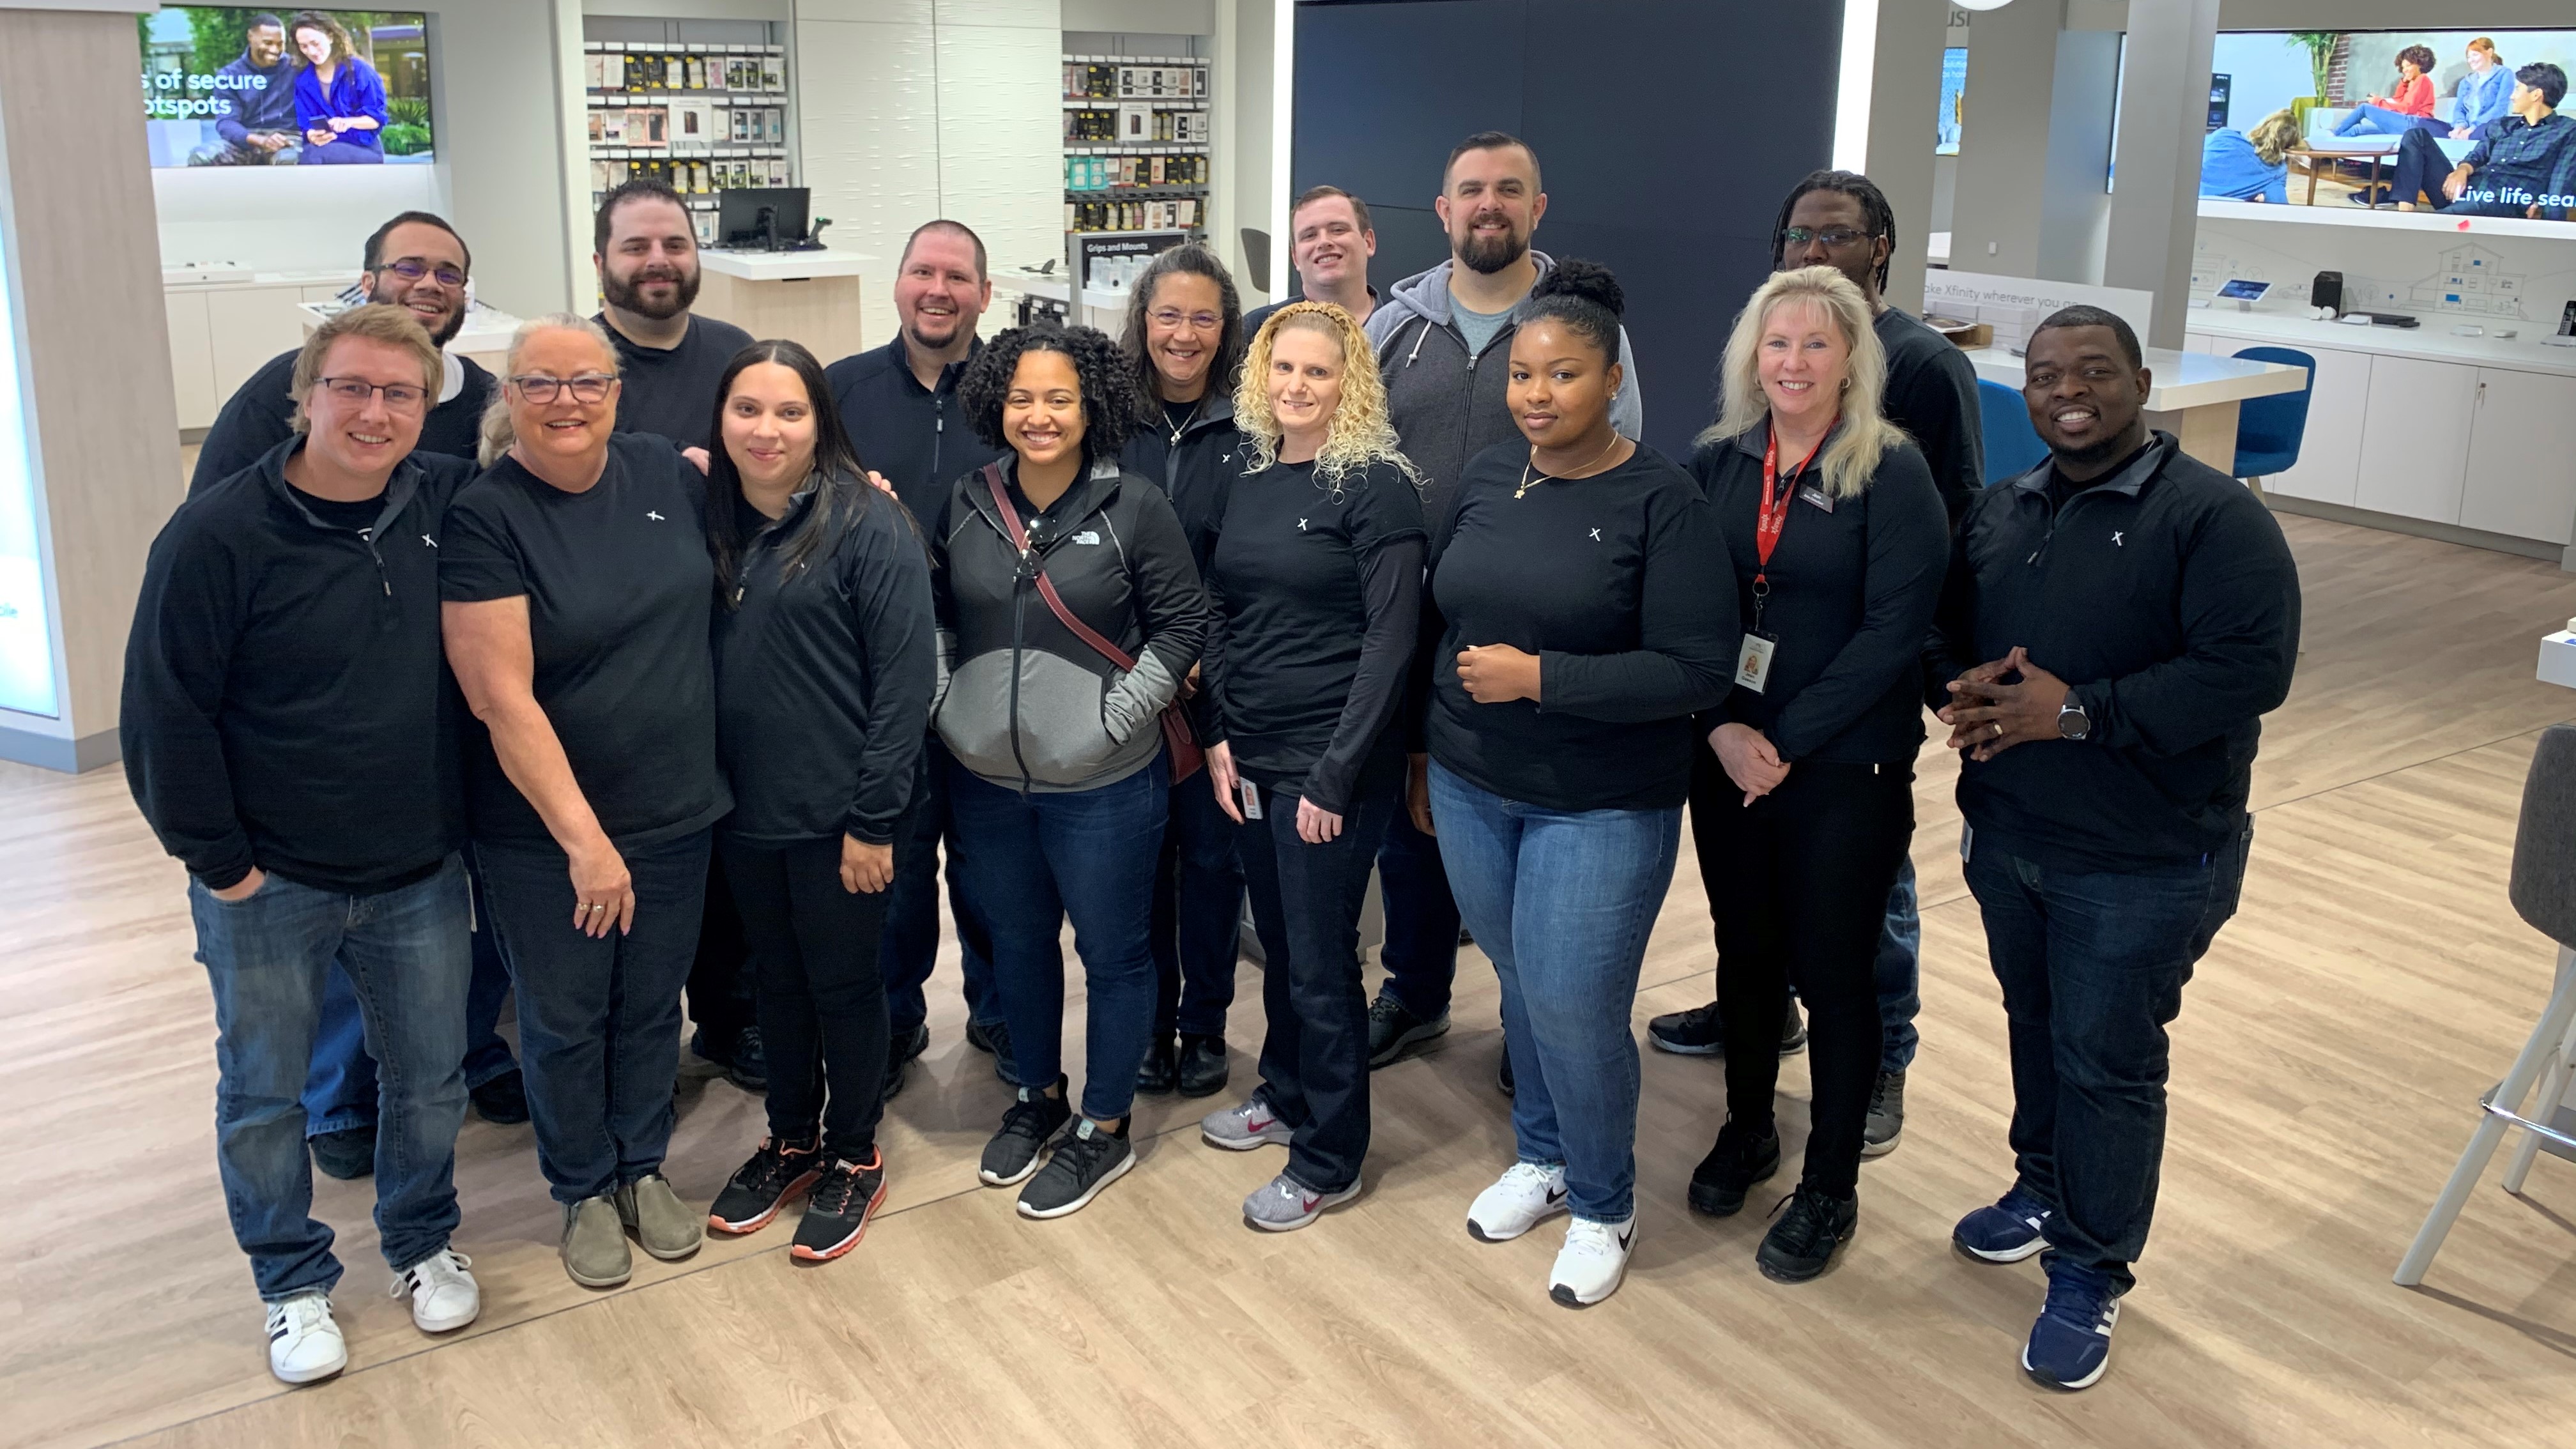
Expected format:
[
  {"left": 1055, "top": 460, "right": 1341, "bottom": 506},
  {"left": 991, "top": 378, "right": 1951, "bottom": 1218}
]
[
  {"left": 154, "top": 166, "right": 446, "bottom": 274},
  {"left": 2037, "top": 29, "right": 2121, "bottom": 286},
  {"left": 1949, "top": 0, "right": 2061, "bottom": 277}
]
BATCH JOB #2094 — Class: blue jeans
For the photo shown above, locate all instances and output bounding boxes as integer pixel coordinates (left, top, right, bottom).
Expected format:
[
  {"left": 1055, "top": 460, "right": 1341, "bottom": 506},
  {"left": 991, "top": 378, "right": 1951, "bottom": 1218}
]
[
  {"left": 191, "top": 855, "right": 473, "bottom": 1300},
  {"left": 1237, "top": 776, "right": 1399, "bottom": 1194},
  {"left": 1153, "top": 768, "right": 1245, "bottom": 1039},
  {"left": 477, "top": 829, "right": 711, "bottom": 1204},
  {"left": 1876, "top": 857, "right": 1922, "bottom": 1072},
  {"left": 947, "top": 758, "right": 1167, "bottom": 1123},
  {"left": 1375, "top": 801, "right": 1461, "bottom": 1019},
  {"left": 1963, "top": 818, "right": 2250, "bottom": 1291},
  {"left": 2334, "top": 103, "right": 2447, "bottom": 137},
  {"left": 302, "top": 849, "right": 519, "bottom": 1134},
  {"left": 884, "top": 739, "right": 1000, "bottom": 1034},
  {"left": 1429, "top": 762, "right": 1681, "bottom": 1222}
]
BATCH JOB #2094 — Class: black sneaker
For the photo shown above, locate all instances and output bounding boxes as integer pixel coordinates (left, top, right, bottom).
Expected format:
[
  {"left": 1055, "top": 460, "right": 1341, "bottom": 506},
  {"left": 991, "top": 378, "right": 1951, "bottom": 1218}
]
[
  {"left": 690, "top": 1024, "right": 768, "bottom": 1092},
  {"left": 1688, "top": 1121, "right": 1780, "bottom": 1217},
  {"left": 882, "top": 1021, "right": 930, "bottom": 1101},
  {"left": 792, "top": 1151, "right": 887, "bottom": 1261},
  {"left": 1498, "top": 1050, "right": 1514, "bottom": 1096},
  {"left": 1757, "top": 1184, "right": 1859, "bottom": 1283},
  {"left": 1777, "top": 997, "right": 1807, "bottom": 1056},
  {"left": 1647, "top": 1001, "right": 1725, "bottom": 1056},
  {"left": 965, "top": 1018, "right": 1017, "bottom": 1084},
  {"left": 707, "top": 1135, "right": 822, "bottom": 1234},
  {"left": 977, "top": 1078, "right": 1071, "bottom": 1187},
  {"left": 1365, "top": 990, "right": 1450, "bottom": 1068},
  {"left": 1016, "top": 1117, "right": 1135, "bottom": 1219},
  {"left": 469, "top": 1068, "right": 529, "bottom": 1126},
  {"left": 1177, "top": 1034, "right": 1230, "bottom": 1098},
  {"left": 310, "top": 1124, "right": 376, "bottom": 1181},
  {"left": 1861, "top": 1069, "right": 1906, "bottom": 1158},
  {"left": 1135, "top": 1036, "right": 1179, "bottom": 1095}
]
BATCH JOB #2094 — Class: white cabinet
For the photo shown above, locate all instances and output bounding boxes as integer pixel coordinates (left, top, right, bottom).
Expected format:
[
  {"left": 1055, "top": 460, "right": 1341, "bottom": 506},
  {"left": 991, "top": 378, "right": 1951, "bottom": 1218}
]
[
  {"left": 2460, "top": 369, "right": 2576, "bottom": 544},
  {"left": 2354, "top": 355, "right": 2478, "bottom": 524},
  {"left": 2260, "top": 344, "right": 2373, "bottom": 507},
  {"left": 164, "top": 291, "right": 218, "bottom": 431}
]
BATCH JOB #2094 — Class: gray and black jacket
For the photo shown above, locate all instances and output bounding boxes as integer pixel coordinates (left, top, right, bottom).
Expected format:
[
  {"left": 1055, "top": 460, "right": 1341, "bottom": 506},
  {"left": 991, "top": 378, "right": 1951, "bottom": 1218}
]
[
  {"left": 1361, "top": 251, "right": 1644, "bottom": 519},
  {"left": 931, "top": 455, "right": 1211, "bottom": 793}
]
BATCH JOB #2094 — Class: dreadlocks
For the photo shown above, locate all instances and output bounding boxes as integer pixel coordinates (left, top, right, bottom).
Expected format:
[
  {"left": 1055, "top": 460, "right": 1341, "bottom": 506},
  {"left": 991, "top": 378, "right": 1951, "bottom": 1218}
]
[{"left": 1770, "top": 168, "right": 1897, "bottom": 296}]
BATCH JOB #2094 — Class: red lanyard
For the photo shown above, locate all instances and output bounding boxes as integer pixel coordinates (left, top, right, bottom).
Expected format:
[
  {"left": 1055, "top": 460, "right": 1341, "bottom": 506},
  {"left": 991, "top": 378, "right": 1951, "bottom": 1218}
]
[{"left": 1755, "top": 418, "right": 1832, "bottom": 590}]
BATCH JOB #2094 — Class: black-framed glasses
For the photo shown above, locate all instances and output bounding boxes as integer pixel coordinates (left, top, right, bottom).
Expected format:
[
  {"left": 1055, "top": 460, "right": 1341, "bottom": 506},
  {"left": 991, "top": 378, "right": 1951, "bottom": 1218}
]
[
  {"left": 1777, "top": 226, "right": 1878, "bottom": 250},
  {"left": 509, "top": 373, "right": 616, "bottom": 404},
  {"left": 315, "top": 376, "right": 428, "bottom": 411},
  {"left": 376, "top": 257, "right": 468, "bottom": 289},
  {"left": 1149, "top": 309, "right": 1224, "bottom": 332}
]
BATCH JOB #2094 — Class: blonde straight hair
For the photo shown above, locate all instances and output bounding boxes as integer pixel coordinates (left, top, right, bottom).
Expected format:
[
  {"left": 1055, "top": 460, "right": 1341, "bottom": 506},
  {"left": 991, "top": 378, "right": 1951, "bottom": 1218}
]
[
  {"left": 477, "top": 312, "right": 621, "bottom": 467},
  {"left": 1701, "top": 266, "right": 1906, "bottom": 501},
  {"left": 1233, "top": 300, "right": 1420, "bottom": 494},
  {"left": 289, "top": 303, "right": 443, "bottom": 433}
]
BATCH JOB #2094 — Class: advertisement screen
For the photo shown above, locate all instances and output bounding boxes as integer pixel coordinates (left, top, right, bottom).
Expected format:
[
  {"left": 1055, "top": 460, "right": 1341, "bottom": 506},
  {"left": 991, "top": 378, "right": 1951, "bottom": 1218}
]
[
  {"left": 1936, "top": 47, "right": 1966, "bottom": 157},
  {"left": 141, "top": 8, "right": 433, "bottom": 169}
]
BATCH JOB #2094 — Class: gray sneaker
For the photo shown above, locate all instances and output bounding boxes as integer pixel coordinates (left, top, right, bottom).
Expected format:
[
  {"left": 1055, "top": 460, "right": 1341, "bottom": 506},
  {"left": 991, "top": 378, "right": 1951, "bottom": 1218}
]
[
  {"left": 1200, "top": 1094, "right": 1292, "bottom": 1151},
  {"left": 561, "top": 1195, "right": 631, "bottom": 1287},
  {"left": 615, "top": 1172, "right": 703, "bottom": 1261},
  {"left": 1242, "top": 1172, "right": 1361, "bottom": 1232},
  {"left": 1862, "top": 1069, "right": 1906, "bottom": 1158},
  {"left": 1016, "top": 1117, "right": 1134, "bottom": 1220}
]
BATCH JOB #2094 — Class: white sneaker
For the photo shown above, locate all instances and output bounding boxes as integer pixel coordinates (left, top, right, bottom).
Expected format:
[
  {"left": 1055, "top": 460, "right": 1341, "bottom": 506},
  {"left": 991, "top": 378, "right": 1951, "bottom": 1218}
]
[
  {"left": 392, "top": 1248, "right": 480, "bottom": 1333},
  {"left": 1549, "top": 1215, "right": 1636, "bottom": 1308},
  {"left": 1466, "top": 1162, "right": 1570, "bottom": 1242},
  {"left": 264, "top": 1290, "right": 348, "bottom": 1384}
]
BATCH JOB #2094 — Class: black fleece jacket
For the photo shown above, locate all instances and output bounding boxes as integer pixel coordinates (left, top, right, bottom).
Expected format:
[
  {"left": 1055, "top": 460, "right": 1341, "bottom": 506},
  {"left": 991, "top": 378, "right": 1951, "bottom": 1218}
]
[
  {"left": 190, "top": 349, "right": 494, "bottom": 496},
  {"left": 124, "top": 439, "right": 471, "bottom": 891},
  {"left": 824, "top": 336, "right": 1004, "bottom": 529},
  {"left": 714, "top": 483, "right": 937, "bottom": 846},
  {"left": 1926, "top": 432, "right": 2302, "bottom": 872},
  {"left": 1119, "top": 392, "right": 1246, "bottom": 573}
]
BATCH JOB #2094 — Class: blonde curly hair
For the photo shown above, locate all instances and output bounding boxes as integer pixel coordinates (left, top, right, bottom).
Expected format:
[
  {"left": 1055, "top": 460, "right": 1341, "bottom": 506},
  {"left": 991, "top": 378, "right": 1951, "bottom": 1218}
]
[{"left": 1233, "top": 300, "right": 1420, "bottom": 494}]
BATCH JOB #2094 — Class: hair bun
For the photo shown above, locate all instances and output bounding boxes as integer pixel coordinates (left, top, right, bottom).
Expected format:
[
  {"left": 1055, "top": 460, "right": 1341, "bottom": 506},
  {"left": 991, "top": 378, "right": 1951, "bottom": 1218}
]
[{"left": 1533, "top": 257, "right": 1623, "bottom": 319}]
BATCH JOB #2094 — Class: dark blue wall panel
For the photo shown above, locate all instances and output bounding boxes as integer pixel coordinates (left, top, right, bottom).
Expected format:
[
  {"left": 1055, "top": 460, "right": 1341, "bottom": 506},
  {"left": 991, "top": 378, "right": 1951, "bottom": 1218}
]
[{"left": 1291, "top": 0, "right": 1844, "bottom": 456}]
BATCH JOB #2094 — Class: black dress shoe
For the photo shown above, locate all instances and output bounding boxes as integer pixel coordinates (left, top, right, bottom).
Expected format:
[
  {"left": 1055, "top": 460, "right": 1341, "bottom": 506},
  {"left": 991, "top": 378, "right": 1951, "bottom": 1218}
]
[
  {"left": 310, "top": 1124, "right": 377, "bottom": 1181},
  {"left": 882, "top": 1022, "right": 930, "bottom": 1101},
  {"left": 470, "top": 1068, "right": 530, "bottom": 1125},
  {"left": 1135, "top": 1035, "right": 1179, "bottom": 1095},
  {"left": 691, "top": 1025, "right": 769, "bottom": 1092},
  {"left": 1176, "top": 1034, "right": 1230, "bottom": 1098}
]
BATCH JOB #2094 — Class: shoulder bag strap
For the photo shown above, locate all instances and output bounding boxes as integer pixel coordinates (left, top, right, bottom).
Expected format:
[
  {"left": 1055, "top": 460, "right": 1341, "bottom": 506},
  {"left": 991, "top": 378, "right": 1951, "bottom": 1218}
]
[{"left": 981, "top": 462, "right": 1139, "bottom": 673}]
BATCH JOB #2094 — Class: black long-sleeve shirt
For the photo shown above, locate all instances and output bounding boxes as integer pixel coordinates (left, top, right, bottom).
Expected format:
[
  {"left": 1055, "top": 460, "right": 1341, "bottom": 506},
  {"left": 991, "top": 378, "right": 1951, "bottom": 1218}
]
[
  {"left": 1926, "top": 431, "right": 2301, "bottom": 871},
  {"left": 714, "top": 482, "right": 936, "bottom": 846},
  {"left": 1692, "top": 423, "right": 1949, "bottom": 764},
  {"left": 123, "top": 440, "right": 471, "bottom": 892},
  {"left": 190, "top": 349, "right": 494, "bottom": 496},
  {"left": 1422, "top": 441, "right": 1738, "bottom": 811},
  {"left": 1199, "top": 455, "right": 1425, "bottom": 814},
  {"left": 824, "top": 335, "right": 1002, "bottom": 529},
  {"left": 1876, "top": 306, "right": 1985, "bottom": 521}
]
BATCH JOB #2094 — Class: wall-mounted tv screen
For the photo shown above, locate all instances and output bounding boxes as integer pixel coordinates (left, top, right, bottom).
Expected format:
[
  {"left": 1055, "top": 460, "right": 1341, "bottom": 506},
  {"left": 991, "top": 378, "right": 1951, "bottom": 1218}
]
[{"left": 141, "top": 8, "right": 433, "bottom": 169}]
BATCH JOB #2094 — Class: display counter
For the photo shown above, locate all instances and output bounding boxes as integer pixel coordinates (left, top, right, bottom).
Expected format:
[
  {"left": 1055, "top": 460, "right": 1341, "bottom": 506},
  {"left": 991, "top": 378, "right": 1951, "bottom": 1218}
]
[
  {"left": 1961, "top": 344, "right": 2306, "bottom": 470},
  {"left": 164, "top": 267, "right": 358, "bottom": 433},
  {"left": 693, "top": 247, "right": 871, "bottom": 365}
]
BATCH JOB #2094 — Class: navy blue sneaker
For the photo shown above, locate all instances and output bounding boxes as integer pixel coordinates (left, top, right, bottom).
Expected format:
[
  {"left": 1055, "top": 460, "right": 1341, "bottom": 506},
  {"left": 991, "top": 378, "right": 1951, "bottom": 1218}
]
[
  {"left": 1952, "top": 1186, "right": 2052, "bottom": 1263},
  {"left": 2021, "top": 1258, "right": 2122, "bottom": 1391}
]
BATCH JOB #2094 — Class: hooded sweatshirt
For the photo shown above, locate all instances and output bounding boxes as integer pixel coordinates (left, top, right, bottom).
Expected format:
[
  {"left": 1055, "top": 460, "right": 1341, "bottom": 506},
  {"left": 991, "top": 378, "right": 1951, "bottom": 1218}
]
[
  {"left": 931, "top": 455, "right": 1211, "bottom": 793},
  {"left": 1361, "top": 250, "right": 1644, "bottom": 518}
]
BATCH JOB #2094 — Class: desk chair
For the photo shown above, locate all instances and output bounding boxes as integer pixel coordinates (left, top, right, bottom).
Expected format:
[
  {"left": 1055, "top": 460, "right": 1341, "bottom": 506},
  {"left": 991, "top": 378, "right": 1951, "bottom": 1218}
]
[
  {"left": 2396, "top": 722, "right": 2576, "bottom": 1285},
  {"left": 1976, "top": 379, "right": 2048, "bottom": 486},
  {"left": 2229, "top": 346, "right": 2314, "bottom": 490}
]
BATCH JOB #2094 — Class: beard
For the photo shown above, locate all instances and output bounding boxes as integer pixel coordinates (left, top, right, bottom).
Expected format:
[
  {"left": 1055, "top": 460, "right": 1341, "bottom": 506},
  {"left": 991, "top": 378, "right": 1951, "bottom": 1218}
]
[
  {"left": 903, "top": 307, "right": 967, "bottom": 351},
  {"left": 1455, "top": 220, "right": 1529, "bottom": 275},
  {"left": 369, "top": 284, "right": 466, "bottom": 348},
  {"left": 2050, "top": 418, "right": 2143, "bottom": 471},
  {"left": 602, "top": 263, "right": 701, "bottom": 321}
]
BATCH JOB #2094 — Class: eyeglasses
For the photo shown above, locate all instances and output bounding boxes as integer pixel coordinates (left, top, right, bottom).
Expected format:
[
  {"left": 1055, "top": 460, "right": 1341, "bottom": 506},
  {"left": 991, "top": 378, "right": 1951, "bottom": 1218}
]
[
  {"left": 376, "top": 257, "right": 468, "bottom": 289},
  {"left": 1778, "top": 226, "right": 1878, "bottom": 251},
  {"left": 315, "top": 376, "right": 428, "bottom": 411},
  {"left": 509, "top": 373, "right": 616, "bottom": 404},
  {"left": 1150, "top": 309, "right": 1224, "bottom": 332}
]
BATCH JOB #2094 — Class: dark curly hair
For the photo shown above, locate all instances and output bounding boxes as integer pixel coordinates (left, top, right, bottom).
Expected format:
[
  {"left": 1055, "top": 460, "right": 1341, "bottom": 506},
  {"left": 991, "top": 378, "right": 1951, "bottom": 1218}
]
[
  {"left": 2397, "top": 44, "right": 2436, "bottom": 77},
  {"left": 1525, "top": 258, "right": 1625, "bottom": 364},
  {"left": 957, "top": 322, "right": 1145, "bottom": 464}
]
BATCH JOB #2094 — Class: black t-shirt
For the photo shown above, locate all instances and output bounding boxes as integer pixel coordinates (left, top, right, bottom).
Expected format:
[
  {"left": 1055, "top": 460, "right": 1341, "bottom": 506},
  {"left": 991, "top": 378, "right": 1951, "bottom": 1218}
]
[
  {"left": 1204, "top": 455, "right": 1425, "bottom": 810},
  {"left": 1876, "top": 306, "right": 1984, "bottom": 521},
  {"left": 289, "top": 483, "right": 387, "bottom": 533},
  {"left": 1423, "top": 442, "right": 1738, "bottom": 812},
  {"left": 599, "top": 312, "right": 756, "bottom": 452},
  {"left": 440, "top": 433, "right": 730, "bottom": 849}
]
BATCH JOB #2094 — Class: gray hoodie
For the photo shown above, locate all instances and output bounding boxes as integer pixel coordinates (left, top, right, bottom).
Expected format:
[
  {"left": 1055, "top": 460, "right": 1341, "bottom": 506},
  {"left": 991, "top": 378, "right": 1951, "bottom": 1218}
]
[{"left": 1361, "top": 250, "right": 1644, "bottom": 518}]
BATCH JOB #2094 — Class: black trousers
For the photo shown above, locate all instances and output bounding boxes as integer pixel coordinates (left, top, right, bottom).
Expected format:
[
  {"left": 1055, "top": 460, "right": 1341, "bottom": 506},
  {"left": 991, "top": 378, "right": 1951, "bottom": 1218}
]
[
  {"left": 718, "top": 833, "right": 898, "bottom": 1162},
  {"left": 1690, "top": 748, "right": 1914, "bottom": 1199},
  {"left": 1236, "top": 776, "right": 1399, "bottom": 1194},
  {"left": 2389, "top": 128, "right": 2452, "bottom": 207},
  {"left": 687, "top": 857, "right": 756, "bottom": 1041}
]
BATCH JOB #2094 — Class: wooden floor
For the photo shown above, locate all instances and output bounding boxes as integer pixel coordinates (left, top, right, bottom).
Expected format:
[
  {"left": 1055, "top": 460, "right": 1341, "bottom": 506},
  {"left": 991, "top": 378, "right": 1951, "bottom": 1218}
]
[{"left": 11, "top": 511, "right": 2576, "bottom": 1449}]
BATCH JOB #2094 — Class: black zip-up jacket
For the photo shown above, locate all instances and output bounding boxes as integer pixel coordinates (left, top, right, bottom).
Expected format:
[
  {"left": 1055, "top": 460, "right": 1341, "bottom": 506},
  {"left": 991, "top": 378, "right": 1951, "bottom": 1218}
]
[
  {"left": 1926, "top": 432, "right": 2301, "bottom": 872},
  {"left": 932, "top": 456, "right": 1211, "bottom": 793},
  {"left": 123, "top": 438, "right": 471, "bottom": 892},
  {"left": 825, "top": 336, "right": 1004, "bottom": 528},
  {"left": 1119, "top": 391, "right": 1245, "bottom": 574},
  {"left": 1694, "top": 422, "right": 1949, "bottom": 763},
  {"left": 190, "top": 349, "right": 494, "bottom": 496},
  {"left": 715, "top": 481, "right": 937, "bottom": 847}
]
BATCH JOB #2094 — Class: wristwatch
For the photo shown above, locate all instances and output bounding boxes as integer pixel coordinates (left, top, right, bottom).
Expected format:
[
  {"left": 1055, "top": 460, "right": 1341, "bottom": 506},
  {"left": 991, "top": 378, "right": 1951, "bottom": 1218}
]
[{"left": 2056, "top": 698, "right": 2091, "bottom": 741}]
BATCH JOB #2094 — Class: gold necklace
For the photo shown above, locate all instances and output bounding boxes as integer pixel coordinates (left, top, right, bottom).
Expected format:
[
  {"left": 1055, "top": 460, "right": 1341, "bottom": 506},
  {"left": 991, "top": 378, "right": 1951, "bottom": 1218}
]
[{"left": 1515, "top": 433, "right": 1624, "bottom": 499}]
